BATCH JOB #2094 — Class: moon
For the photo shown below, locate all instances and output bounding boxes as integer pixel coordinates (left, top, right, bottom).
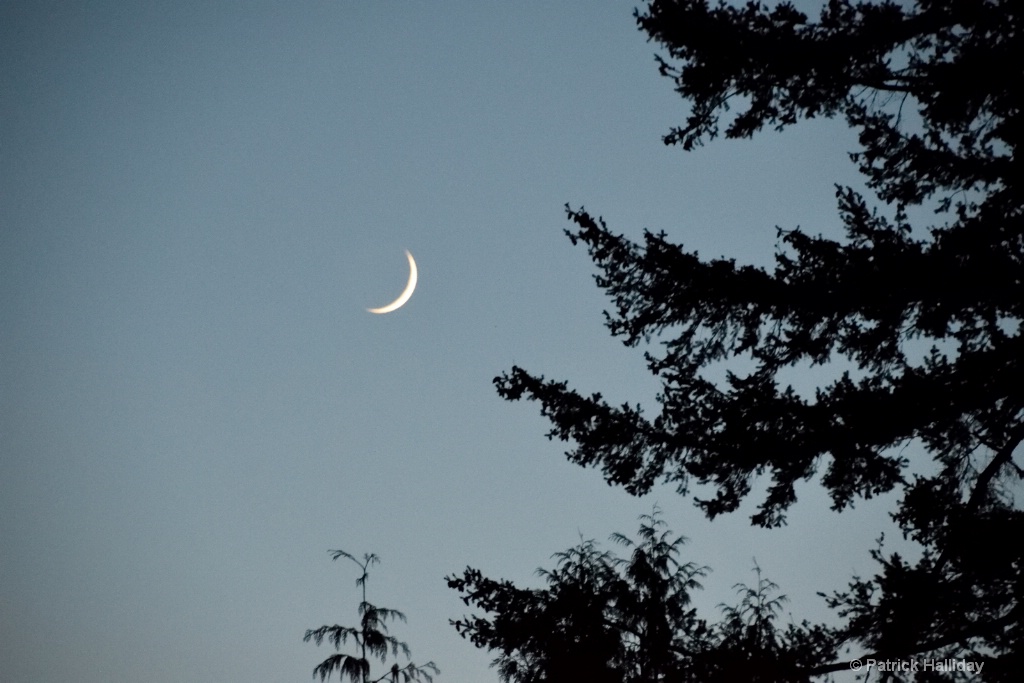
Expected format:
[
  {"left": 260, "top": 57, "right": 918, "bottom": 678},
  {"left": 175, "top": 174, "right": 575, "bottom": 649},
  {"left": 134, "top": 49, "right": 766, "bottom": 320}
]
[{"left": 367, "top": 250, "right": 418, "bottom": 314}]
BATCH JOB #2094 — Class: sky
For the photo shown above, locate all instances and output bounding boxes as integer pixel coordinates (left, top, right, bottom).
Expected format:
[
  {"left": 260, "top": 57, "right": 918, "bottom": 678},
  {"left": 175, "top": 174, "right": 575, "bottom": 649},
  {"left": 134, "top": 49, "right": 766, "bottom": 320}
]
[{"left": 2, "top": 2, "right": 914, "bottom": 681}]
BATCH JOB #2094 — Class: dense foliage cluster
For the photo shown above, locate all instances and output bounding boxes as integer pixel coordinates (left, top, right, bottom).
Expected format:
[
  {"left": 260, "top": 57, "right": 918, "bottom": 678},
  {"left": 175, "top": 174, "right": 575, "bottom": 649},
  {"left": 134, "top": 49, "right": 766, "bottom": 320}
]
[
  {"left": 450, "top": 510, "right": 837, "bottom": 682},
  {"left": 455, "top": 0, "right": 1023, "bottom": 680}
]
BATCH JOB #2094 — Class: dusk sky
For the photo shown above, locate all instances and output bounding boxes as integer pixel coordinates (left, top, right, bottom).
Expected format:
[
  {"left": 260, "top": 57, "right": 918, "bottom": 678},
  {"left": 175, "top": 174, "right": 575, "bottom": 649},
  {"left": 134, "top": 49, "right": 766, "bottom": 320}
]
[{"left": 2, "top": 2, "right": 914, "bottom": 681}]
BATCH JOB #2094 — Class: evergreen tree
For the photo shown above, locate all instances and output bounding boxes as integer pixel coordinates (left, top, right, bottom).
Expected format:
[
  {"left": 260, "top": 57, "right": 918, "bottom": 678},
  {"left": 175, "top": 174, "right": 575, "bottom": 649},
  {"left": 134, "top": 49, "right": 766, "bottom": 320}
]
[
  {"left": 449, "top": 510, "right": 835, "bottom": 682},
  {"left": 305, "top": 550, "right": 439, "bottom": 683},
  {"left": 481, "top": 0, "right": 1021, "bottom": 679}
]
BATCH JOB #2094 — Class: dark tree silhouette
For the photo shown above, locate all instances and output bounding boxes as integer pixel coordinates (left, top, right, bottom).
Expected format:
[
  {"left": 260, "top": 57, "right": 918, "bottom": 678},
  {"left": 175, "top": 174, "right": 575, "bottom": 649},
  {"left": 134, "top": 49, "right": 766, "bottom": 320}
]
[
  {"left": 305, "top": 550, "right": 439, "bottom": 683},
  {"left": 469, "top": 0, "right": 1021, "bottom": 680},
  {"left": 449, "top": 510, "right": 836, "bottom": 683}
]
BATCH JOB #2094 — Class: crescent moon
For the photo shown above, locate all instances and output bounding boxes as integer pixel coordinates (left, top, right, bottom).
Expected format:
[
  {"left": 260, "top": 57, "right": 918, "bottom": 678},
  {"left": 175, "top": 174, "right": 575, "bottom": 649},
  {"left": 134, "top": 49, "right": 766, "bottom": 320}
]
[{"left": 367, "top": 250, "right": 418, "bottom": 314}]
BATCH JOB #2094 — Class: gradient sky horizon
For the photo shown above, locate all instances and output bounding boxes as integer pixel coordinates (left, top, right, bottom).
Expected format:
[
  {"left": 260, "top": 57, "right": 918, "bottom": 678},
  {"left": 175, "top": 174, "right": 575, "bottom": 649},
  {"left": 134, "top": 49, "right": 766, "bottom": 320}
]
[{"left": 3, "top": 2, "right": 913, "bottom": 681}]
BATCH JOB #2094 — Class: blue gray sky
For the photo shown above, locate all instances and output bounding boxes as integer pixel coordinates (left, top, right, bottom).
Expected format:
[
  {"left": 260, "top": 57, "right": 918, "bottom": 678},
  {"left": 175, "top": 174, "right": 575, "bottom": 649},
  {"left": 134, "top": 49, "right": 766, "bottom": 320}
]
[{"left": 3, "top": 2, "right": 907, "bottom": 681}]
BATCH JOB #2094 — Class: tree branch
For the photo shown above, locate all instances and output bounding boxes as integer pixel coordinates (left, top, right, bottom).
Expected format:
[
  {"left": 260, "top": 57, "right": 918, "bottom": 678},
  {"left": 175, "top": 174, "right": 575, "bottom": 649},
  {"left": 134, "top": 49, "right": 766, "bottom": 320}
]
[{"left": 966, "top": 422, "right": 1024, "bottom": 512}]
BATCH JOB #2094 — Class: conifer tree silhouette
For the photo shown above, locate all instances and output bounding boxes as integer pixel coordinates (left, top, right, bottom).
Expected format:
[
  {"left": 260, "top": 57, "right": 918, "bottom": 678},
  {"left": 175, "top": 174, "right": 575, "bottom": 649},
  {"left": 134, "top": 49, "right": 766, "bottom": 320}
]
[
  {"left": 486, "top": 0, "right": 1022, "bottom": 678},
  {"left": 305, "top": 550, "right": 439, "bottom": 683},
  {"left": 458, "top": 0, "right": 1021, "bottom": 679}
]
